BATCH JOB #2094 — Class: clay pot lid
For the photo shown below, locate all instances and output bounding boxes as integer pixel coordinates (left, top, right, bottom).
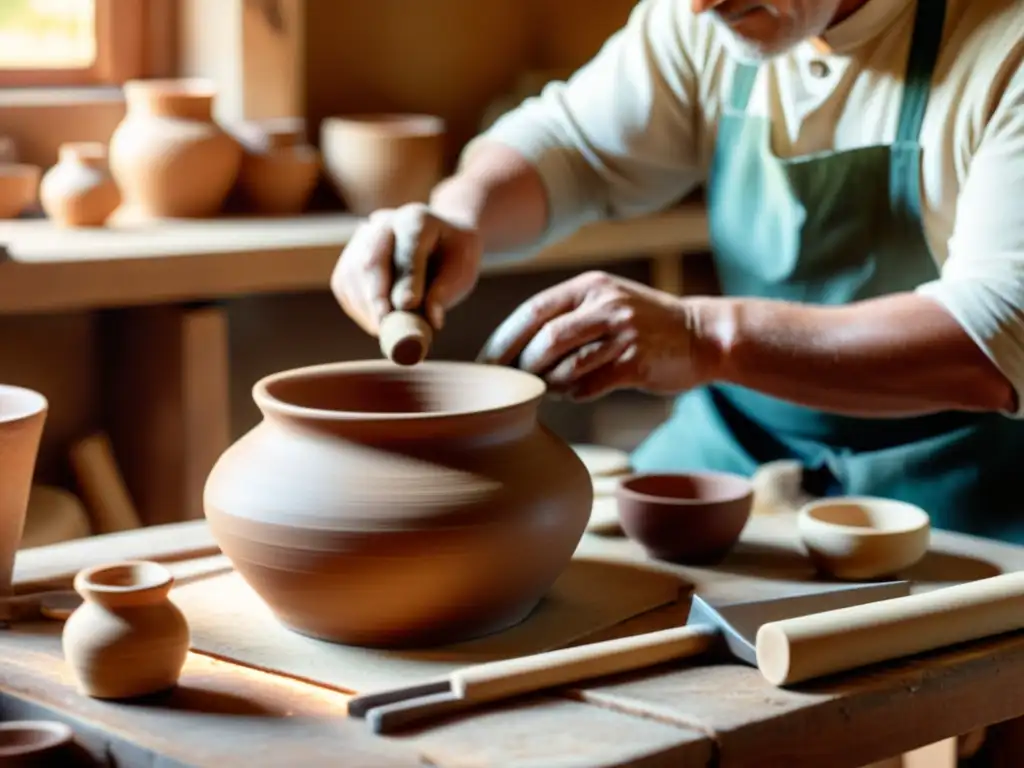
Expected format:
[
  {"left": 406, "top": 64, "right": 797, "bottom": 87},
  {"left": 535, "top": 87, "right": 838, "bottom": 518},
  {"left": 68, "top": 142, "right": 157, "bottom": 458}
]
[
  {"left": 799, "top": 497, "right": 930, "bottom": 535},
  {"left": 321, "top": 113, "right": 445, "bottom": 137},
  {"left": 253, "top": 360, "right": 547, "bottom": 422},
  {"left": 0, "top": 720, "right": 74, "bottom": 758},
  {"left": 0, "top": 383, "right": 47, "bottom": 425}
]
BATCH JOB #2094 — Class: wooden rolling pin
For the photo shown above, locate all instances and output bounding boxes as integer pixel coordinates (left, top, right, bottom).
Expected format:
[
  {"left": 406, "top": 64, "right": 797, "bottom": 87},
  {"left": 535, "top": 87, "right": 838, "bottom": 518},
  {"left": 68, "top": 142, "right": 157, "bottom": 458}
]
[
  {"left": 756, "top": 571, "right": 1024, "bottom": 686},
  {"left": 378, "top": 310, "right": 433, "bottom": 366}
]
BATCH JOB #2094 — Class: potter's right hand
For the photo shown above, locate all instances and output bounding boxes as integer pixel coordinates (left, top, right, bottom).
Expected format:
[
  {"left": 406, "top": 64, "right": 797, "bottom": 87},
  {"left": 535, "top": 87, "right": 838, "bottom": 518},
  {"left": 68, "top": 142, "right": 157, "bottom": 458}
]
[{"left": 331, "top": 203, "right": 483, "bottom": 336}]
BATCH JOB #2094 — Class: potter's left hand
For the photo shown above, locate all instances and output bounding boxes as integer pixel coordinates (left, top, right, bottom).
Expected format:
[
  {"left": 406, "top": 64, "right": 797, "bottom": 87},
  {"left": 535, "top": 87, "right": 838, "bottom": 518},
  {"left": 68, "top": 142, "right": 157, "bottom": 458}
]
[{"left": 478, "top": 271, "right": 709, "bottom": 401}]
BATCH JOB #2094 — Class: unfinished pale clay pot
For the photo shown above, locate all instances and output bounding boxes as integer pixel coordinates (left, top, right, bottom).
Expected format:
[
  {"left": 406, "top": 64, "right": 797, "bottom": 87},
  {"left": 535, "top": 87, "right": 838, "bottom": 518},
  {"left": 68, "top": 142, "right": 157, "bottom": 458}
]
[
  {"left": 235, "top": 118, "right": 320, "bottom": 215},
  {"left": 40, "top": 142, "right": 120, "bottom": 227},
  {"left": 0, "top": 385, "right": 47, "bottom": 598},
  {"left": 798, "top": 496, "right": 930, "bottom": 580},
  {"left": 0, "top": 164, "right": 42, "bottom": 219},
  {"left": 320, "top": 114, "right": 445, "bottom": 215},
  {"left": 204, "top": 360, "right": 593, "bottom": 648},
  {"left": 109, "top": 78, "right": 242, "bottom": 219},
  {"left": 62, "top": 560, "right": 190, "bottom": 699}
]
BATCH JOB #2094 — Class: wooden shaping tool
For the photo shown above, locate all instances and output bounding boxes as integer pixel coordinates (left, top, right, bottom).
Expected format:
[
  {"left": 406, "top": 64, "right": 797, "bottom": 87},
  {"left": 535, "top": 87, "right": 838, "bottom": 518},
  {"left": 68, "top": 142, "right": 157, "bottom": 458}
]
[
  {"left": 378, "top": 310, "right": 433, "bottom": 366},
  {"left": 346, "top": 580, "right": 910, "bottom": 734}
]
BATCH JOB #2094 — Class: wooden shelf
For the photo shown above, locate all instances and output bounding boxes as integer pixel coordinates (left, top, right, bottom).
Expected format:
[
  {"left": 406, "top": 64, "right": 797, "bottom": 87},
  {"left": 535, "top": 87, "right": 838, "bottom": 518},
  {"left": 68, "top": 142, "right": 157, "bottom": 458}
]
[{"left": 0, "top": 203, "right": 709, "bottom": 314}]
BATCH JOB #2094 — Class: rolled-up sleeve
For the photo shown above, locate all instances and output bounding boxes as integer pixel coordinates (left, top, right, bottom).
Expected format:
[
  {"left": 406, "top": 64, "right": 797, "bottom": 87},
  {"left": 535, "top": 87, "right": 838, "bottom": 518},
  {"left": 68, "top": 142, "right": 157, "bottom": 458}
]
[
  {"left": 917, "top": 62, "right": 1024, "bottom": 416},
  {"left": 463, "top": 0, "right": 706, "bottom": 255}
]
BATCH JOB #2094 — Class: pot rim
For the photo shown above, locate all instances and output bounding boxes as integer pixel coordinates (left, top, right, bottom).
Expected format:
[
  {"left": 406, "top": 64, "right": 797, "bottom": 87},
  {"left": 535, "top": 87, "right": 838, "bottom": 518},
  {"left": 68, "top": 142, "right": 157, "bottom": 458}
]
[
  {"left": 0, "top": 720, "right": 73, "bottom": 757},
  {"left": 321, "top": 113, "right": 445, "bottom": 136},
  {"left": 0, "top": 384, "right": 47, "bottom": 425},
  {"left": 252, "top": 360, "right": 547, "bottom": 422}
]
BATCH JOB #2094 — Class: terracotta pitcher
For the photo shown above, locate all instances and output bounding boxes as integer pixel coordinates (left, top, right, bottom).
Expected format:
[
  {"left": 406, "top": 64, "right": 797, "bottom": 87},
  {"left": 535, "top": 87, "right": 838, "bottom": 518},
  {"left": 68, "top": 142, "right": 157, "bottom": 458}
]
[
  {"left": 62, "top": 560, "right": 190, "bottom": 699},
  {"left": 204, "top": 360, "right": 593, "bottom": 648},
  {"left": 0, "top": 385, "right": 47, "bottom": 597},
  {"left": 40, "top": 142, "right": 120, "bottom": 227},
  {"left": 108, "top": 78, "right": 242, "bottom": 219}
]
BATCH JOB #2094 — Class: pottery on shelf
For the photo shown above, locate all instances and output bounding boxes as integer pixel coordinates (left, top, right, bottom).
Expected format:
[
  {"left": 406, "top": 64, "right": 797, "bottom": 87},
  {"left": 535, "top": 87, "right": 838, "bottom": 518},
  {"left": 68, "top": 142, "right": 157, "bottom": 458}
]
[
  {"left": 61, "top": 560, "right": 190, "bottom": 699},
  {"left": 0, "top": 720, "right": 75, "bottom": 766},
  {"left": 203, "top": 360, "right": 593, "bottom": 648},
  {"left": 615, "top": 472, "right": 754, "bottom": 565},
  {"left": 234, "top": 117, "right": 320, "bottom": 215},
  {"left": 0, "top": 385, "right": 48, "bottom": 597},
  {"left": 320, "top": 114, "right": 445, "bottom": 215},
  {"left": 0, "top": 164, "right": 42, "bottom": 219},
  {"left": 39, "top": 142, "right": 120, "bottom": 227},
  {"left": 108, "top": 78, "right": 242, "bottom": 219},
  {"left": 798, "top": 496, "right": 931, "bottom": 580}
]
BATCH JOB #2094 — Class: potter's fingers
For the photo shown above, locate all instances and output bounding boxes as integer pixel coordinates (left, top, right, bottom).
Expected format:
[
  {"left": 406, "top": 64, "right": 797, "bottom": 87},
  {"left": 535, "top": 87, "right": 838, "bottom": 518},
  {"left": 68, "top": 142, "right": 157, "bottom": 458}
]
[
  {"left": 517, "top": 308, "right": 613, "bottom": 375},
  {"left": 545, "top": 335, "right": 633, "bottom": 391},
  {"left": 356, "top": 221, "right": 399, "bottom": 333},
  {"left": 422, "top": 229, "right": 483, "bottom": 330},
  {"left": 477, "top": 281, "right": 586, "bottom": 366},
  {"left": 391, "top": 207, "right": 438, "bottom": 311},
  {"left": 566, "top": 344, "right": 638, "bottom": 402},
  {"left": 332, "top": 223, "right": 390, "bottom": 334}
]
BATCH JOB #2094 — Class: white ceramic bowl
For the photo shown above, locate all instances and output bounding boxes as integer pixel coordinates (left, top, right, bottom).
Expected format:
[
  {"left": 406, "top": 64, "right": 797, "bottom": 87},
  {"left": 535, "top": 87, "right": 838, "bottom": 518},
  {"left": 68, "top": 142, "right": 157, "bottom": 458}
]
[{"left": 798, "top": 496, "right": 931, "bottom": 580}]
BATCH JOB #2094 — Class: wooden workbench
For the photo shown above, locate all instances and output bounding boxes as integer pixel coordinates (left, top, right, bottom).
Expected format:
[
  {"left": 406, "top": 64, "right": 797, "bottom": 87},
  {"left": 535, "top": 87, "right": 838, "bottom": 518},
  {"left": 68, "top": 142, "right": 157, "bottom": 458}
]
[{"left": 5, "top": 513, "right": 1024, "bottom": 767}]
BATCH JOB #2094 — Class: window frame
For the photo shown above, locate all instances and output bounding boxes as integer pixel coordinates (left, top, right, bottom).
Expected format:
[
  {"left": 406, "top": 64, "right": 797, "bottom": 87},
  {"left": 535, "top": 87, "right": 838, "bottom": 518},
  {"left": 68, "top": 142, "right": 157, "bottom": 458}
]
[{"left": 0, "top": 0, "right": 166, "bottom": 88}]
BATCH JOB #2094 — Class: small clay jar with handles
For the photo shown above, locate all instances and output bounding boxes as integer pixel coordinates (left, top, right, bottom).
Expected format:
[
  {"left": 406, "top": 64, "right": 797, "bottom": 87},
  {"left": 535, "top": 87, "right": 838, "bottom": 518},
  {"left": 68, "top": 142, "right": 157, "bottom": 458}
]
[{"left": 62, "top": 560, "right": 190, "bottom": 699}]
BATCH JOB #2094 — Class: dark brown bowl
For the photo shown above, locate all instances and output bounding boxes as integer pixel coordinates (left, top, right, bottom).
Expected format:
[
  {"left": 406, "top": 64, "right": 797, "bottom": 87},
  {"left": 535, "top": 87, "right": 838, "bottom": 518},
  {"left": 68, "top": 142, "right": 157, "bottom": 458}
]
[{"left": 614, "top": 472, "right": 754, "bottom": 565}]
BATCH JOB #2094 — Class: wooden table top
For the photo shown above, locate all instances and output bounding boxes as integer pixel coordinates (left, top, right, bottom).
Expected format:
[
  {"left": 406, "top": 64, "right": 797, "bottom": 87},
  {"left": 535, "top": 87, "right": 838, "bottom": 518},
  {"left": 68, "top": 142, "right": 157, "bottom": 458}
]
[{"left": 5, "top": 513, "right": 1024, "bottom": 768}]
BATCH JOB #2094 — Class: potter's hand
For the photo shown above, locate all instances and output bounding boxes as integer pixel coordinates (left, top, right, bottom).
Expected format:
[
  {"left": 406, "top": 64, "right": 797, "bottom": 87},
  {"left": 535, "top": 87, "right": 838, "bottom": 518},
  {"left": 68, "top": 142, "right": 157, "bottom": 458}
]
[
  {"left": 478, "top": 271, "right": 708, "bottom": 401},
  {"left": 331, "top": 203, "right": 483, "bottom": 335}
]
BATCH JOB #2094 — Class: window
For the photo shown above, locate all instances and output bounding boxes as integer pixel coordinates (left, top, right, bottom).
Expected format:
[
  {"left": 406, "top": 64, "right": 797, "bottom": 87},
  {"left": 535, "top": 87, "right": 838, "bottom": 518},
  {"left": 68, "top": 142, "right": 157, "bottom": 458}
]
[{"left": 0, "top": 0, "right": 170, "bottom": 87}]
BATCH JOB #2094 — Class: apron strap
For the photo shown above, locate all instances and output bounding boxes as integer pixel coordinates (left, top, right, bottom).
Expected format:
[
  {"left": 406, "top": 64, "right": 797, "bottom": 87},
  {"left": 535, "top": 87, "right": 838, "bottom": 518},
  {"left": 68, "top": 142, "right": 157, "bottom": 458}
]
[
  {"left": 890, "top": 0, "right": 948, "bottom": 224},
  {"left": 728, "top": 64, "right": 759, "bottom": 112}
]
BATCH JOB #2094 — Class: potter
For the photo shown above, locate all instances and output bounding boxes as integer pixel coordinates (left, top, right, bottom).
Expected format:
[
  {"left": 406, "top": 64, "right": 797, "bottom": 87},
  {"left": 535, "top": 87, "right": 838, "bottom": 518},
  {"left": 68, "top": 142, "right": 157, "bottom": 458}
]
[{"left": 334, "top": 0, "right": 1024, "bottom": 545}]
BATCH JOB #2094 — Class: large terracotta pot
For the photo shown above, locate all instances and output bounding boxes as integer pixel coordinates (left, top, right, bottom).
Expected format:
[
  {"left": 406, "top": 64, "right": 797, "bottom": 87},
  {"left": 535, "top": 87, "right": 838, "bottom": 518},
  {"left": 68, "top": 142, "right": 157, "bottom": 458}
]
[
  {"left": 108, "top": 78, "right": 242, "bottom": 219},
  {"left": 203, "top": 361, "right": 593, "bottom": 648}
]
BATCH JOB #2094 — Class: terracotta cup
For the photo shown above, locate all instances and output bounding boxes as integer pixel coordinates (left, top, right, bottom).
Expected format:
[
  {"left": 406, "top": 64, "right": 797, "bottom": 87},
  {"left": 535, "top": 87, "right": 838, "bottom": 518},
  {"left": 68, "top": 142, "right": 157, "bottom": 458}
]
[
  {"left": 615, "top": 472, "right": 754, "bottom": 565},
  {"left": 0, "top": 163, "right": 42, "bottom": 219},
  {"left": 0, "top": 720, "right": 75, "bottom": 765},
  {"left": 0, "top": 385, "right": 47, "bottom": 597},
  {"left": 320, "top": 114, "right": 445, "bottom": 215}
]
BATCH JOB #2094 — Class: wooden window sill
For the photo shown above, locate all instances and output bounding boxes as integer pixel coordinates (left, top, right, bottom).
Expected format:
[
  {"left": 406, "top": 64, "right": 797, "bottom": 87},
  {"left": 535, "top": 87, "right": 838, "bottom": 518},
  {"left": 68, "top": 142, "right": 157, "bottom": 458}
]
[{"left": 0, "top": 204, "right": 710, "bottom": 313}]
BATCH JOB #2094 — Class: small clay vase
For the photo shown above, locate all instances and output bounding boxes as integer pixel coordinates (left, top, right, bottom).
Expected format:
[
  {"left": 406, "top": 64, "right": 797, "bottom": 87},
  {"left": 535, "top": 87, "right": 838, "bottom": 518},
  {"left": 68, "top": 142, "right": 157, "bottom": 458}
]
[
  {"left": 62, "top": 560, "right": 190, "bottom": 699},
  {"left": 204, "top": 360, "right": 593, "bottom": 648},
  {"left": 108, "top": 78, "right": 242, "bottom": 219},
  {"left": 235, "top": 118, "right": 320, "bottom": 215},
  {"left": 0, "top": 385, "right": 48, "bottom": 598},
  {"left": 0, "top": 164, "right": 42, "bottom": 219},
  {"left": 39, "top": 142, "right": 120, "bottom": 227},
  {"left": 320, "top": 114, "right": 445, "bottom": 215},
  {"left": 0, "top": 720, "right": 75, "bottom": 767}
]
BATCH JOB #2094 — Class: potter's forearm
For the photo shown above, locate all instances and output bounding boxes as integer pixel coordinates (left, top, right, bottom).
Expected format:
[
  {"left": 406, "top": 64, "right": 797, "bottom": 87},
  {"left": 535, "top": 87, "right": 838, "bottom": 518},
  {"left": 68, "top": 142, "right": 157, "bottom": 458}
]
[
  {"left": 429, "top": 141, "right": 549, "bottom": 258},
  {"left": 696, "top": 293, "right": 1018, "bottom": 416}
]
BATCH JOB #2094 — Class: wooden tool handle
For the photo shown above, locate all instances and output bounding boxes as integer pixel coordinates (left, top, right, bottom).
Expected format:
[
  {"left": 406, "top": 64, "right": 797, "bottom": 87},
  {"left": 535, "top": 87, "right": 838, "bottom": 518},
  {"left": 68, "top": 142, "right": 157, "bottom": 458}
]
[
  {"left": 378, "top": 310, "right": 433, "bottom": 366},
  {"left": 451, "top": 623, "right": 718, "bottom": 703},
  {"left": 756, "top": 571, "right": 1024, "bottom": 687}
]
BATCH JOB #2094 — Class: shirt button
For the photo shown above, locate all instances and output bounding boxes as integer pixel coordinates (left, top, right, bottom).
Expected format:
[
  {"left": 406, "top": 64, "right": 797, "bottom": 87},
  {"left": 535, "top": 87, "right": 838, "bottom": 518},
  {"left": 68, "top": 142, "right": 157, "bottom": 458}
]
[{"left": 809, "top": 59, "right": 831, "bottom": 78}]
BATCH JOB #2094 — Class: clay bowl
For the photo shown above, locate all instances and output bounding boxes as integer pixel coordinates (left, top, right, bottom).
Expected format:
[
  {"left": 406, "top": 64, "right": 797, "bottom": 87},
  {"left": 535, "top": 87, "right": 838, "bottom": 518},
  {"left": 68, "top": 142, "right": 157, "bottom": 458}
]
[
  {"left": 320, "top": 113, "right": 445, "bottom": 215},
  {"left": 614, "top": 472, "right": 754, "bottom": 564},
  {"left": 0, "top": 720, "right": 74, "bottom": 765},
  {"left": 0, "top": 163, "right": 41, "bottom": 219},
  {"left": 798, "top": 496, "right": 931, "bottom": 580}
]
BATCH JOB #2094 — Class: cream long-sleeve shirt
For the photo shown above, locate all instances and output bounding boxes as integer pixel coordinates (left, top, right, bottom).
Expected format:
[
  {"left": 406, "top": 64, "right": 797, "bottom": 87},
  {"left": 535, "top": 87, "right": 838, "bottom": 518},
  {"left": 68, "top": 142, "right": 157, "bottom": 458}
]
[{"left": 472, "top": 0, "right": 1024, "bottom": 415}]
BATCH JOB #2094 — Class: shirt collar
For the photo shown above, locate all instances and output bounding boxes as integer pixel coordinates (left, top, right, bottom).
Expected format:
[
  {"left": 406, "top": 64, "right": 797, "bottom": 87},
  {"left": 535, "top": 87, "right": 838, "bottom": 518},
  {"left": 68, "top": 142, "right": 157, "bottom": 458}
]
[{"left": 810, "top": 0, "right": 916, "bottom": 54}]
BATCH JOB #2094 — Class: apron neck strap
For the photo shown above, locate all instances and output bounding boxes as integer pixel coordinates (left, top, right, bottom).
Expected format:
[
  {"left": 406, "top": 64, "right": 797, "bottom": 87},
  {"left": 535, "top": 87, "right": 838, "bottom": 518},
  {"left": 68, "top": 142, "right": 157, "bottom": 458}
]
[{"left": 723, "top": 0, "right": 948, "bottom": 143}]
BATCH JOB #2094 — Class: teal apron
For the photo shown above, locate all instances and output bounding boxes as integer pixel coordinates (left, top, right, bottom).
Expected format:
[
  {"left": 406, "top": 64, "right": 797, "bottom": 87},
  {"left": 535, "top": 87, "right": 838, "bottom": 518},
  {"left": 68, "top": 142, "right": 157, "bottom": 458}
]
[{"left": 632, "top": 0, "right": 1024, "bottom": 544}]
